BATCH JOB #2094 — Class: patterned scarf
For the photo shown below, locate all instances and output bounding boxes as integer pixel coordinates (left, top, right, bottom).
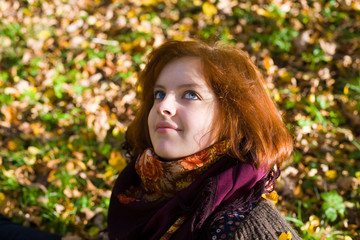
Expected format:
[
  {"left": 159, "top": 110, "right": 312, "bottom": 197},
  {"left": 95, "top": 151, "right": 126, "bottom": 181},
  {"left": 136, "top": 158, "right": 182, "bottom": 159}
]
[
  {"left": 108, "top": 142, "right": 276, "bottom": 240},
  {"left": 117, "top": 141, "right": 229, "bottom": 204}
]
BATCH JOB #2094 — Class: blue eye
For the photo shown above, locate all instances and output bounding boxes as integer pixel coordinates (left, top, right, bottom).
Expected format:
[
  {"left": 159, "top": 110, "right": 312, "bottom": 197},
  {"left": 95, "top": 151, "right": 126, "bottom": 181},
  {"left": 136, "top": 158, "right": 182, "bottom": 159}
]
[
  {"left": 184, "top": 91, "right": 200, "bottom": 100},
  {"left": 154, "top": 90, "right": 165, "bottom": 100}
]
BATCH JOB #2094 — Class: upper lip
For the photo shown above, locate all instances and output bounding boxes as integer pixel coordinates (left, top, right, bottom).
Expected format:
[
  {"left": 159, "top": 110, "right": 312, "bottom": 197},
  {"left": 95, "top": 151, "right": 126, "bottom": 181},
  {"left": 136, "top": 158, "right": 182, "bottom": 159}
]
[{"left": 156, "top": 121, "right": 180, "bottom": 130}]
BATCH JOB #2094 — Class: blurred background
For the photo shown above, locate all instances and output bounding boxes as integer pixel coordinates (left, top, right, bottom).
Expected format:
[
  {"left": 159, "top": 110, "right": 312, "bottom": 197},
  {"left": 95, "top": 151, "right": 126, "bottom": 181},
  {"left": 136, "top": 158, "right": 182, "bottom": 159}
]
[{"left": 0, "top": 0, "right": 359, "bottom": 239}]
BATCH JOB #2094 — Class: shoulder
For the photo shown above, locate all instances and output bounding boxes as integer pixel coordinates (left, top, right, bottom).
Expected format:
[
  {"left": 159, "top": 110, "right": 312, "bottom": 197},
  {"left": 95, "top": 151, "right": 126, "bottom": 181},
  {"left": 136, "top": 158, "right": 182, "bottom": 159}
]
[{"left": 210, "top": 200, "right": 301, "bottom": 240}]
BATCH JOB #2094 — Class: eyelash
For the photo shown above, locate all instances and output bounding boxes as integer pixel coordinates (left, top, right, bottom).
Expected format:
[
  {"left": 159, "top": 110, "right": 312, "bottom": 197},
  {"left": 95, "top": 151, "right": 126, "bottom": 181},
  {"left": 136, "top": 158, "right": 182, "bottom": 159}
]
[
  {"left": 153, "top": 90, "right": 201, "bottom": 100},
  {"left": 183, "top": 91, "right": 201, "bottom": 100},
  {"left": 154, "top": 90, "right": 165, "bottom": 100}
]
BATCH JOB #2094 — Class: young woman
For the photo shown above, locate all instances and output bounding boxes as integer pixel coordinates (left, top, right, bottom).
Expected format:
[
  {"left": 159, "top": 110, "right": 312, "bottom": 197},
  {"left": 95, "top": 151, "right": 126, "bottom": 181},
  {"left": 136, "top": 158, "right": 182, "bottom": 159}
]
[{"left": 107, "top": 40, "right": 301, "bottom": 240}]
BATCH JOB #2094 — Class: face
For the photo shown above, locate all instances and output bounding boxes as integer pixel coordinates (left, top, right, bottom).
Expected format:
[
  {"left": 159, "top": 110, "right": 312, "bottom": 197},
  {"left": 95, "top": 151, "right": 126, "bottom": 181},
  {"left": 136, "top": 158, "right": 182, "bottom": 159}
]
[{"left": 148, "top": 57, "right": 219, "bottom": 161}]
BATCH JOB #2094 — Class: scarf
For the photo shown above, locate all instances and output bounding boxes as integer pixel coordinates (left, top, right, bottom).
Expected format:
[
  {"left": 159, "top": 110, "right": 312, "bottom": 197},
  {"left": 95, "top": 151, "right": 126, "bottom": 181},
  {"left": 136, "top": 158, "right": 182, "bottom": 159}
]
[
  {"left": 108, "top": 144, "right": 275, "bottom": 240},
  {"left": 118, "top": 142, "right": 228, "bottom": 204}
]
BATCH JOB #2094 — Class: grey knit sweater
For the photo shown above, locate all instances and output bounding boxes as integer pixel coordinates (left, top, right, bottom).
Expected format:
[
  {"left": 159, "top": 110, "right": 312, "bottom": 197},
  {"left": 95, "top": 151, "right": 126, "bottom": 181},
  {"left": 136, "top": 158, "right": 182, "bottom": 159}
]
[{"left": 232, "top": 200, "right": 302, "bottom": 240}]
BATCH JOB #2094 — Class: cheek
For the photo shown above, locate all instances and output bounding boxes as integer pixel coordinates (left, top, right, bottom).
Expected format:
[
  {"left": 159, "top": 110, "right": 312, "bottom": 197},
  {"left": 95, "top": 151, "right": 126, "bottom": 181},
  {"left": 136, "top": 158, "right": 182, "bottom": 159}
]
[
  {"left": 148, "top": 107, "right": 156, "bottom": 131},
  {"left": 188, "top": 109, "right": 216, "bottom": 138}
]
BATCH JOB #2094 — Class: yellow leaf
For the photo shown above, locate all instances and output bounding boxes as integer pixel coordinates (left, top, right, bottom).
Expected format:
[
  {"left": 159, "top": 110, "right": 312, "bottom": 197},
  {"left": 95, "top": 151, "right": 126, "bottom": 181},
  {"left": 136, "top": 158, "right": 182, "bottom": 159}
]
[
  {"left": 121, "top": 42, "right": 133, "bottom": 52},
  {"left": 39, "top": 30, "right": 51, "bottom": 40},
  {"left": 30, "top": 122, "right": 45, "bottom": 136},
  {"left": 293, "top": 184, "right": 303, "bottom": 198},
  {"left": 179, "top": 24, "right": 191, "bottom": 32},
  {"left": 308, "top": 94, "right": 315, "bottom": 103},
  {"left": 47, "top": 170, "right": 57, "bottom": 182},
  {"left": 59, "top": 40, "right": 70, "bottom": 48},
  {"left": 280, "top": 71, "right": 291, "bottom": 82},
  {"left": 256, "top": 8, "right": 271, "bottom": 17},
  {"left": 194, "top": 0, "right": 202, "bottom": 6},
  {"left": 23, "top": 8, "right": 31, "bottom": 16},
  {"left": 24, "top": 156, "right": 36, "bottom": 165},
  {"left": 81, "top": 40, "right": 89, "bottom": 49},
  {"left": 95, "top": 20, "right": 104, "bottom": 28},
  {"left": 74, "top": 159, "right": 87, "bottom": 171},
  {"left": 104, "top": 169, "right": 114, "bottom": 179},
  {"left": 344, "top": 85, "right": 349, "bottom": 95},
  {"left": 3, "top": 169, "right": 14, "bottom": 178},
  {"left": 264, "top": 56, "right": 272, "bottom": 73},
  {"left": 279, "top": 231, "right": 292, "bottom": 240},
  {"left": 89, "top": 226, "right": 100, "bottom": 236},
  {"left": 309, "top": 215, "right": 320, "bottom": 224},
  {"left": 308, "top": 215, "right": 320, "bottom": 234},
  {"left": 173, "top": 35, "right": 185, "bottom": 41},
  {"left": 141, "top": 0, "right": 157, "bottom": 6},
  {"left": 28, "top": 146, "right": 40, "bottom": 155},
  {"left": 345, "top": 236, "right": 352, "bottom": 240},
  {"left": 136, "top": 84, "right": 143, "bottom": 94},
  {"left": 214, "top": 15, "right": 221, "bottom": 24},
  {"left": 139, "top": 14, "right": 147, "bottom": 21},
  {"left": 262, "top": 191, "right": 278, "bottom": 205},
  {"left": 353, "top": 2, "right": 360, "bottom": 10},
  {"left": 0, "top": 192, "right": 5, "bottom": 205},
  {"left": 127, "top": 10, "right": 136, "bottom": 18},
  {"left": 325, "top": 170, "right": 337, "bottom": 181},
  {"left": 8, "top": 140, "right": 17, "bottom": 151},
  {"left": 273, "top": 91, "right": 281, "bottom": 102},
  {"left": 109, "top": 150, "right": 127, "bottom": 172},
  {"left": 112, "top": 126, "right": 125, "bottom": 137},
  {"left": 355, "top": 171, "right": 360, "bottom": 181},
  {"left": 202, "top": 2, "right": 218, "bottom": 17}
]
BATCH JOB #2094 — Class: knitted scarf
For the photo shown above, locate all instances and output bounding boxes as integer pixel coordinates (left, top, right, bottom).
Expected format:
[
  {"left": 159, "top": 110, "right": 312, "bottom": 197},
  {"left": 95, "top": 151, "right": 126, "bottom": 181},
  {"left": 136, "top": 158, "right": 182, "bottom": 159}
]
[{"left": 107, "top": 144, "right": 275, "bottom": 240}]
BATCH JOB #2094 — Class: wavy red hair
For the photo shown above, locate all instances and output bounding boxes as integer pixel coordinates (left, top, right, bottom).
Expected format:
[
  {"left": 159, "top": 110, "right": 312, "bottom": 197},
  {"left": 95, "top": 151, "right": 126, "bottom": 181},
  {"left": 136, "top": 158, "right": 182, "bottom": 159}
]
[{"left": 125, "top": 40, "right": 293, "bottom": 169}]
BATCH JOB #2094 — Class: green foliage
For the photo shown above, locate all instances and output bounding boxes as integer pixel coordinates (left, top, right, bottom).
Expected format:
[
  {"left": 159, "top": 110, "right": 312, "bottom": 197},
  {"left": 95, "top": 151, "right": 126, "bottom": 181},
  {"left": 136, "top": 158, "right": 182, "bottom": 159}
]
[
  {"left": 0, "top": 0, "right": 359, "bottom": 239},
  {"left": 302, "top": 45, "right": 328, "bottom": 69},
  {"left": 346, "top": 78, "right": 360, "bottom": 94},
  {"left": 321, "top": 190, "right": 346, "bottom": 222}
]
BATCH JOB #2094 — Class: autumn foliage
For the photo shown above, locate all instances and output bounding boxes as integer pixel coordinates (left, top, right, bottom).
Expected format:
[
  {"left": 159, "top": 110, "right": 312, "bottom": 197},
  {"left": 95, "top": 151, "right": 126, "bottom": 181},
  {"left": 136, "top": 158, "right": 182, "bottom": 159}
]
[{"left": 0, "top": 0, "right": 359, "bottom": 239}]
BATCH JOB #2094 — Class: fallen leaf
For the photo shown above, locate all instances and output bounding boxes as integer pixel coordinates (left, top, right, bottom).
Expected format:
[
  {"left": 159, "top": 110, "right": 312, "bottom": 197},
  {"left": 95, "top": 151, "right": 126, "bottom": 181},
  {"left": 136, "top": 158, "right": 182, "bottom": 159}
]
[
  {"left": 278, "top": 231, "right": 292, "bottom": 240},
  {"left": 109, "top": 150, "right": 127, "bottom": 172},
  {"left": 325, "top": 170, "right": 338, "bottom": 181},
  {"left": 202, "top": 2, "right": 217, "bottom": 17}
]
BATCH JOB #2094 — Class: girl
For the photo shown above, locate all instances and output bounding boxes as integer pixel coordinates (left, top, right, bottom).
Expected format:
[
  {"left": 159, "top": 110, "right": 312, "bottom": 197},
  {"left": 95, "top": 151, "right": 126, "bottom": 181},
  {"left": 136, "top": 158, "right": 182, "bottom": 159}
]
[{"left": 107, "top": 40, "right": 301, "bottom": 240}]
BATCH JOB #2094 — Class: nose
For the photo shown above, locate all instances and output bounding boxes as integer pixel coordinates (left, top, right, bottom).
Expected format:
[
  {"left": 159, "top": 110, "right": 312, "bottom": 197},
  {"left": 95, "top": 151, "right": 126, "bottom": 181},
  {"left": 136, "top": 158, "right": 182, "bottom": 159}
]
[{"left": 157, "top": 95, "right": 176, "bottom": 117}]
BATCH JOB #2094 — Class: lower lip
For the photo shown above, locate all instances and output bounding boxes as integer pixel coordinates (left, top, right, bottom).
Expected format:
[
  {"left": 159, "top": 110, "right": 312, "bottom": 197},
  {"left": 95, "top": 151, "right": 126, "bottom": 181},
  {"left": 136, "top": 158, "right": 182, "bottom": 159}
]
[{"left": 156, "top": 128, "right": 178, "bottom": 133}]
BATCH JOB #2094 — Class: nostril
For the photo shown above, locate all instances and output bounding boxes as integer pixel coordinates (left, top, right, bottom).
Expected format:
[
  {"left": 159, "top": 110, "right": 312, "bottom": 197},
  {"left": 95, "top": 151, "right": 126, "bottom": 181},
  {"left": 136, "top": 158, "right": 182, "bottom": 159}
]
[{"left": 162, "top": 109, "right": 171, "bottom": 115}]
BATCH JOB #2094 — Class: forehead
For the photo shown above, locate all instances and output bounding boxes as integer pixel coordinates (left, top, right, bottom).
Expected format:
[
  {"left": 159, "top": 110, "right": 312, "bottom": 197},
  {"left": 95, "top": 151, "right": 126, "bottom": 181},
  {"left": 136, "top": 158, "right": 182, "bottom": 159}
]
[{"left": 155, "top": 56, "right": 206, "bottom": 86}]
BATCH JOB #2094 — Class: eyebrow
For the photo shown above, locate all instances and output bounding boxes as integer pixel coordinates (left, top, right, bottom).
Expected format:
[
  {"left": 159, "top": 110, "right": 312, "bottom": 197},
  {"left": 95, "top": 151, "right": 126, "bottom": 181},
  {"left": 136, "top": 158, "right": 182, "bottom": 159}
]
[{"left": 153, "top": 83, "right": 207, "bottom": 89}]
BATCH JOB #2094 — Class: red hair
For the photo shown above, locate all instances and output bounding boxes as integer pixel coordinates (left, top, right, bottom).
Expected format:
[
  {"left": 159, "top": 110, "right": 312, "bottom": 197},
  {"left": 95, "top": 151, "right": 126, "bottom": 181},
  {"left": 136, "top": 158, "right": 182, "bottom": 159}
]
[{"left": 125, "top": 40, "right": 293, "bottom": 169}]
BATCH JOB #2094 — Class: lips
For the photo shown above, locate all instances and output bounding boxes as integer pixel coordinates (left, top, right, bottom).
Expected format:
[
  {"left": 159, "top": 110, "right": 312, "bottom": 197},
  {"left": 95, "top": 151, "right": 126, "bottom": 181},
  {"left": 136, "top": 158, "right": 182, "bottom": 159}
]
[{"left": 155, "top": 121, "right": 180, "bottom": 133}]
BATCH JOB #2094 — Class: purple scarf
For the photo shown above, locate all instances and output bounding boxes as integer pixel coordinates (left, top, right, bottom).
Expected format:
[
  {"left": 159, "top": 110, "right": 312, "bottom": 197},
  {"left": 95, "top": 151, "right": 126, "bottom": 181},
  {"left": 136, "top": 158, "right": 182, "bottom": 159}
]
[{"left": 108, "top": 155, "right": 272, "bottom": 240}]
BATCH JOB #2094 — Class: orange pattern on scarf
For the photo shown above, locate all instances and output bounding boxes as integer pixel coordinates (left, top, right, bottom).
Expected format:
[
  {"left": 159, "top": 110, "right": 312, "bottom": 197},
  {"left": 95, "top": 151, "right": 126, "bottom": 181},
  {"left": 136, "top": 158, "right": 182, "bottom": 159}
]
[{"left": 117, "top": 141, "right": 229, "bottom": 204}]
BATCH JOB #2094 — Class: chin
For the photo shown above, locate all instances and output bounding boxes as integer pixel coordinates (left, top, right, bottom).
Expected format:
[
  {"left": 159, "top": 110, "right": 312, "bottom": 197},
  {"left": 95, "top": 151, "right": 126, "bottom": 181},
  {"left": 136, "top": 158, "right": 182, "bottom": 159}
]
[
  {"left": 153, "top": 141, "right": 177, "bottom": 159},
  {"left": 153, "top": 147, "right": 183, "bottom": 161},
  {"left": 155, "top": 152, "right": 179, "bottom": 161}
]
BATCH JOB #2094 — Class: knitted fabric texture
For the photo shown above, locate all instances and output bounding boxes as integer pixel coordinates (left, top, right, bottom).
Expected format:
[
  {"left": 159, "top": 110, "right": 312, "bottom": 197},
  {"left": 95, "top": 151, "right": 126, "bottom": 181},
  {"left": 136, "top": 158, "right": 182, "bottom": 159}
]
[{"left": 232, "top": 200, "right": 302, "bottom": 240}]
